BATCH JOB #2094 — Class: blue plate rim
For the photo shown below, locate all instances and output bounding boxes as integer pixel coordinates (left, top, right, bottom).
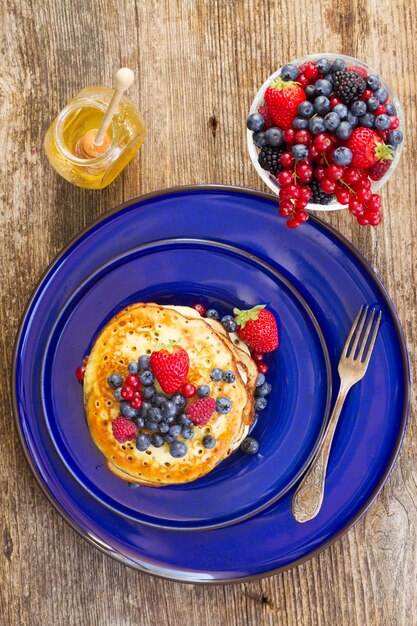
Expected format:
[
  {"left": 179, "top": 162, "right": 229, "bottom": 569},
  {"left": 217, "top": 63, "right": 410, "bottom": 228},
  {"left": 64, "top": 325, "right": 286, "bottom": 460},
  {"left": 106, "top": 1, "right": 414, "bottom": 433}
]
[
  {"left": 12, "top": 184, "right": 410, "bottom": 584},
  {"left": 39, "top": 236, "right": 333, "bottom": 531}
]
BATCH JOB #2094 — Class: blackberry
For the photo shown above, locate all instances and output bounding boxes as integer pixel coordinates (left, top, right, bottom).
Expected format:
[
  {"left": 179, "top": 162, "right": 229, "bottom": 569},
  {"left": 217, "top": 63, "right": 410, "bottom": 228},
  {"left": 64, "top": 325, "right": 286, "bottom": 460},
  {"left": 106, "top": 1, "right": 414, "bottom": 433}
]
[
  {"left": 309, "top": 180, "right": 334, "bottom": 205},
  {"left": 258, "top": 146, "right": 284, "bottom": 177},
  {"left": 332, "top": 70, "right": 366, "bottom": 103}
]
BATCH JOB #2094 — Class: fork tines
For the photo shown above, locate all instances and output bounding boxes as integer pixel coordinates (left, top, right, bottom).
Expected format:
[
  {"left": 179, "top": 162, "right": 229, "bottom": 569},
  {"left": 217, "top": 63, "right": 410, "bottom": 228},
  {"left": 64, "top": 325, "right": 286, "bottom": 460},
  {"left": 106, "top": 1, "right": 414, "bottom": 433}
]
[{"left": 344, "top": 305, "right": 382, "bottom": 364}]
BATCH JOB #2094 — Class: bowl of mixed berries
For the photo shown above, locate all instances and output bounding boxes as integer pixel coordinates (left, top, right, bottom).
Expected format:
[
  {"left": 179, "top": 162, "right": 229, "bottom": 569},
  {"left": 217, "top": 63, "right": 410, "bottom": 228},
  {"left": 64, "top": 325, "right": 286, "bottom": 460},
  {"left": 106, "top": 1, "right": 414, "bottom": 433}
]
[{"left": 247, "top": 53, "right": 404, "bottom": 228}]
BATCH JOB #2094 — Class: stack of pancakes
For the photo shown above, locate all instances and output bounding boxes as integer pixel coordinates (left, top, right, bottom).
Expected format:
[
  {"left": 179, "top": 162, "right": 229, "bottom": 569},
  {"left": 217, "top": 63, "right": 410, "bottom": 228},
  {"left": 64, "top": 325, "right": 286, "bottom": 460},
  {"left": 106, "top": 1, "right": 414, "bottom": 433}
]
[{"left": 84, "top": 303, "right": 258, "bottom": 486}]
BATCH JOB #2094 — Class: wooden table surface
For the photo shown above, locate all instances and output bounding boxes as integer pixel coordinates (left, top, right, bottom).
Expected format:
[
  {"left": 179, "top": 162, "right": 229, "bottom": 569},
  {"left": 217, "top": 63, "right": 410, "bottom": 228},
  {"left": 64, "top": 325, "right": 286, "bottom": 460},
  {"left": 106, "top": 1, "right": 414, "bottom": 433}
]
[{"left": 1, "top": 1, "right": 416, "bottom": 624}]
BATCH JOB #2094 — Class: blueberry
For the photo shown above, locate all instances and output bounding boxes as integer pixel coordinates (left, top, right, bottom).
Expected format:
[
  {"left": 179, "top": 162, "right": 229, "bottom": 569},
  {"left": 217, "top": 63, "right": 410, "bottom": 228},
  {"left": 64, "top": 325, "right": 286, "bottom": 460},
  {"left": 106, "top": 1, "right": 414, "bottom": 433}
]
[
  {"left": 138, "top": 355, "right": 150, "bottom": 369},
  {"left": 375, "top": 114, "right": 391, "bottom": 131},
  {"left": 256, "top": 373, "right": 266, "bottom": 387},
  {"left": 128, "top": 361, "right": 139, "bottom": 374},
  {"left": 308, "top": 117, "right": 326, "bottom": 135},
  {"left": 350, "top": 100, "right": 366, "bottom": 116},
  {"left": 148, "top": 406, "right": 162, "bottom": 421},
  {"left": 323, "top": 73, "right": 334, "bottom": 84},
  {"left": 206, "top": 309, "right": 220, "bottom": 320},
  {"left": 240, "top": 436, "right": 259, "bottom": 455},
  {"left": 152, "top": 392, "right": 166, "bottom": 406},
  {"left": 164, "top": 434, "right": 176, "bottom": 444},
  {"left": 330, "top": 58, "right": 346, "bottom": 73},
  {"left": 281, "top": 63, "right": 299, "bottom": 81},
  {"left": 151, "top": 434, "right": 164, "bottom": 448},
  {"left": 114, "top": 386, "right": 123, "bottom": 401},
  {"left": 252, "top": 412, "right": 260, "bottom": 425},
  {"left": 366, "top": 74, "right": 379, "bottom": 91},
  {"left": 146, "top": 420, "right": 159, "bottom": 431},
  {"left": 202, "top": 435, "right": 216, "bottom": 449},
  {"left": 314, "top": 96, "right": 331, "bottom": 116},
  {"left": 210, "top": 367, "right": 223, "bottom": 382},
  {"left": 136, "top": 434, "right": 151, "bottom": 451},
  {"left": 315, "top": 79, "right": 333, "bottom": 97},
  {"left": 374, "top": 87, "right": 388, "bottom": 103},
  {"left": 333, "top": 104, "right": 348, "bottom": 120},
  {"left": 221, "top": 315, "right": 238, "bottom": 333},
  {"left": 159, "top": 422, "right": 170, "bottom": 434},
  {"left": 324, "top": 111, "right": 340, "bottom": 131},
  {"left": 171, "top": 393, "right": 186, "bottom": 409},
  {"left": 197, "top": 384, "right": 210, "bottom": 398},
  {"left": 332, "top": 146, "right": 353, "bottom": 166},
  {"left": 222, "top": 370, "right": 236, "bottom": 383},
  {"left": 358, "top": 113, "right": 375, "bottom": 128},
  {"left": 385, "top": 103, "right": 396, "bottom": 116},
  {"left": 388, "top": 129, "right": 403, "bottom": 146},
  {"left": 335, "top": 121, "right": 353, "bottom": 140},
  {"left": 316, "top": 58, "right": 332, "bottom": 74},
  {"left": 246, "top": 112, "right": 265, "bottom": 132},
  {"left": 346, "top": 112, "right": 359, "bottom": 128},
  {"left": 142, "top": 385, "right": 156, "bottom": 399},
  {"left": 255, "top": 381, "right": 273, "bottom": 397},
  {"left": 181, "top": 427, "right": 195, "bottom": 439},
  {"left": 139, "top": 369, "right": 154, "bottom": 386},
  {"left": 253, "top": 131, "right": 267, "bottom": 148},
  {"left": 293, "top": 117, "right": 309, "bottom": 130},
  {"left": 170, "top": 441, "right": 188, "bottom": 458},
  {"left": 216, "top": 397, "right": 232, "bottom": 414},
  {"left": 177, "top": 414, "right": 192, "bottom": 427},
  {"left": 265, "top": 127, "right": 283, "bottom": 148},
  {"left": 169, "top": 424, "right": 181, "bottom": 438},
  {"left": 305, "top": 84, "right": 316, "bottom": 100},
  {"left": 161, "top": 401, "right": 176, "bottom": 418},
  {"left": 133, "top": 416, "right": 145, "bottom": 429},
  {"left": 107, "top": 373, "right": 123, "bottom": 388},
  {"left": 298, "top": 101, "right": 314, "bottom": 118},
  {"left": 366, "top": 97, "right": 379, "bottom": 112},
  {"left": 254, "top": 397, "right": 268, "bottom": 411},
  {"left": 165, "top": 414, "right": 176, "bottom": 424},
  {"left": 292, "top": 144, "right": 309, "bottom": 160},
  {"left": 120, "top": 402, "right": 138, "bottom": 419},
  {"left": 140, "top": 402, "right": 151, "bottom": 418}
]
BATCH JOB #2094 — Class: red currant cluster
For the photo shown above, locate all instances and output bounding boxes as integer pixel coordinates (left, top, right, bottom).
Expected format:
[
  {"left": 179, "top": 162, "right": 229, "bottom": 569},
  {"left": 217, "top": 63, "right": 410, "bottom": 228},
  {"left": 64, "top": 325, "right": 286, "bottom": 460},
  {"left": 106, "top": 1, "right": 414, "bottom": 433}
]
[{"left": 276, "top": 129, "right": 382, "bottom": 228}]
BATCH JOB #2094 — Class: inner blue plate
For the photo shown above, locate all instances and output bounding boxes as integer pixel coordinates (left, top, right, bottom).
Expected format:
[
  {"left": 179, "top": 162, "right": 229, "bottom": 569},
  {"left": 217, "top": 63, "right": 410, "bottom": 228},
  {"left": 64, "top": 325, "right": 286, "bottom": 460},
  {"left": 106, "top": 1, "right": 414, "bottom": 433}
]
[
  {"left": 41, "top": 239, "right": 330, "bottom": 529},
  {"left": 13, "top": 186, "right": 409, "bottom": 582}
]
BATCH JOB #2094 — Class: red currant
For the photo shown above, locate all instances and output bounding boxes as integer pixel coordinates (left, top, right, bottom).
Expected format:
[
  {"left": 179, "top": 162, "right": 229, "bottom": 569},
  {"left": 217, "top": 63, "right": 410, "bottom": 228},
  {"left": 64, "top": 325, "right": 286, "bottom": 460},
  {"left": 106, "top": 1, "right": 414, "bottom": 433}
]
[
  {"left": 390, "top": 116, "right": 400, "bottom": 129},
  {"left": 192, "top": 303, "right": 206, "bottom": 316},
  {"left": 357, "top": 215, "right": 370, "bottom": 226},
  {"left": 252, "top": 352, "right": 264, "bottom": 362},
  {"left": 279, "top": 203, "right": 293, "bottom": 217},
  {"left": 257, "top": 361, "right": 269, "bottom": 374},
  {"left": 121, "top": 385, "right": 134, "bottom": 400},
  {"left": 348, "top": 198, "right": 364, "bottom": 215},
  {"left": 377, "top": 130, "right": 390, "bottom": 142},
  {"left": 286, "top": 184, "right": 300, "bottom": 199},
  {"left": 367, "top": 194, "right": 381, "bottom": 211},
  {"left": 182, "top": 383, "right": 196, "bottom": 398},
  {"left": 375, "top": 104, "right": 386, "bottom": 116},
  {"left": 298, "top": 74, "right": 309, "bottom": 87},
  {"left": 314, "top": 166, "right": 327, "bottom": 181},
  {"left": 279, "top": 187, "right": 290, "bottom": 200},
  {"left": 280, "top": 152, "right": 295, "bottom": 168},
  {"left": 286, "top": 217, "right": 301, "bottom": 229},
  {"left": 321, "top": 178, "right": 336, "bottom": 194},
  {"left": 308, "top": 145, "right": 319, "bottom": 161},
  {"left": 299, "top": 186, "right": 312, "bottom": 202},
  {"left": 131, "top": 395, "right": 143, "bottom": 409},
  {"left": 295, "top": 198, "right": 309, "bottom": 209},
  {"left": 75, "top": 365, "right": 86, "bottom": 382},
  {"left": 296, "top": 210, "right": 309, "bottom": 223},
  {"left": 344, "top": 168, "right": 361, "bottom": 184},
  {"left": 304, "top": 62, "right": 318, "bottom": 79},
  {"left": 283, "top": 129, "right": 296, "bottom": 145},
  {"left": 327, "top": 164, "right": 345, "bottom": 181},
  {"left": 278, "top": 170, "right": 293, "bottom": 187},
  {"left": 357, "top": 187, "right": 371, "bottom": 202},
  {"left": 295, "top": 129, "right": 312, "bottom": 146},
  {"left": 330, "top": 96, "right": 342, "bottom": 108},
  {"left": 314, "top": 133, "right": 332, "bottom": 152},
  {"left": 361, "top": 89, "right": 373, "bottom": 101},
  {"left": 369, "top": 213, "right": 382, "bottom": 226},
  {"left": 335, "top": 188, "right": 351, "bottom": 205},
  {"left": 125, "top": 374, "right": 140, "bottom": 389},
  {"left": 296, "top": 163, "right": 313, "bottom": 183}
]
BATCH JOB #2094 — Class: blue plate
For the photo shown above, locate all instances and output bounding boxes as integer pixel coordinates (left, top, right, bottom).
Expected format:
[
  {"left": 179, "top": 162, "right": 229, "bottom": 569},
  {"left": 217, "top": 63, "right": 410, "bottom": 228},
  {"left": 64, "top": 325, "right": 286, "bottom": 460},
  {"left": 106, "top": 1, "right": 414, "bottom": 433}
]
[
  {"left": 13, "top": 186, "right": 409, "bottom": 582},
  {"left": 41, "top": 239, "right": 331, "bottom": 530}
]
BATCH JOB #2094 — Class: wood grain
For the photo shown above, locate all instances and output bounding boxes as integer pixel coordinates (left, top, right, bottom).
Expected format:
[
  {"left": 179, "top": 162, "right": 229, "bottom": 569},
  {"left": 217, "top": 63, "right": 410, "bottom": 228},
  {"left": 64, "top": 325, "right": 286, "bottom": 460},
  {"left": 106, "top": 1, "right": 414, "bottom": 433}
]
[{"left": 1, "top": 0, "right": 416, "bottom": 624}]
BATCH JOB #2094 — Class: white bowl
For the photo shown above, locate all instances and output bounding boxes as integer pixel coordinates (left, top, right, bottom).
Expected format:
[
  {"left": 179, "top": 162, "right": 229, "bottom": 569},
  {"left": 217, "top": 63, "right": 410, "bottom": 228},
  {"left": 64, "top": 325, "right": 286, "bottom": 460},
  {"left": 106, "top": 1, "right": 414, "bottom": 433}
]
[{"left": 247, "top": 53, "right": 404, "bottom": 211}]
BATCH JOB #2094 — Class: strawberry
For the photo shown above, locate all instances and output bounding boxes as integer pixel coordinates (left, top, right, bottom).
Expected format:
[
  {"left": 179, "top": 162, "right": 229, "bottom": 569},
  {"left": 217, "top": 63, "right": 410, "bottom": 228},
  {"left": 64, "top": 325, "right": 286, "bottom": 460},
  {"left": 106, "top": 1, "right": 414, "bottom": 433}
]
[
  {"left": 258, "top": 105, "right": 273, "bottom": 129},
  {"left": 349, "top": 65, "right": 368, "bottom": 79},
  {"left": 264, "top": 78, "right": 306, "bottom": 130},
  {"left": 234, "top": 305, "right": 278, "bottom": 353},
  {"left": 368, "top": 159, "right": 392, "bottom": 181},
  {"left": 150, "top": 341, "right": 190, "bottom": 393},
  {"left": 185, "top": 398, "right": 216, "bottom": 427},
  {"left": 111, "top": 416, "right": 138, "bottom": 443},
  {"left": 345, "top": 127, "right": 394, "bottom": 169}
]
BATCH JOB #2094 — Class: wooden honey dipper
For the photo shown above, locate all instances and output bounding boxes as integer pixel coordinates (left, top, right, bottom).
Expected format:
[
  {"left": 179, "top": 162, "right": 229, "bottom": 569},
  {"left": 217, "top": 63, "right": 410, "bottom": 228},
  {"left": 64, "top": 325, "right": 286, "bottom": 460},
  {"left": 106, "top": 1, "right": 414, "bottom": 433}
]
[{"left": 75, "top": 68, "right": 135, "bottom": 159}]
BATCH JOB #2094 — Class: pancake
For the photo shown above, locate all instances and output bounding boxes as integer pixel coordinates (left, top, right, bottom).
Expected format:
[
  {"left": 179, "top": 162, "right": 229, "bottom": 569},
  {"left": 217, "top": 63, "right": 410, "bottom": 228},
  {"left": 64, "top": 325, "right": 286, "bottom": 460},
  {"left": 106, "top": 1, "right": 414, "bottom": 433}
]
[{"left": 84, "top": 304, "right": 253, "bottom": 485}]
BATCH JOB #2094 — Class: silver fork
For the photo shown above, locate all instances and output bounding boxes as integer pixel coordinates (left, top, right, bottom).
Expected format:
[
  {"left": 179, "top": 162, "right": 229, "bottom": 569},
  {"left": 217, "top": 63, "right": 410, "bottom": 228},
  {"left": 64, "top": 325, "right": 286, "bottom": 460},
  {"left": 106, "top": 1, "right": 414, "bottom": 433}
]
[{"left": 292, "top": 305, "right": 382, "bottom": 523}]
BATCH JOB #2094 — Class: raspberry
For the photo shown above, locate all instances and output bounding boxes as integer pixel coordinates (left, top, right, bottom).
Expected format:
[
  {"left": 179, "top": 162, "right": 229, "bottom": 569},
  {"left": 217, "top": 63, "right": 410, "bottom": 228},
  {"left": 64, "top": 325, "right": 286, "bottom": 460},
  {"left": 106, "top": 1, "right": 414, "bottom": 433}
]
[
  {"left": 185, "top": 398, "right": 216, "bottom": 427},
  {"left": 111, "top": 416, "right": 138, "bottom": 443},
  {"left": 258, "top": 105, "right": 273, "bottom": 129},
  {"left": 348, "top": 65, "right": 368, "bottom": 79}
]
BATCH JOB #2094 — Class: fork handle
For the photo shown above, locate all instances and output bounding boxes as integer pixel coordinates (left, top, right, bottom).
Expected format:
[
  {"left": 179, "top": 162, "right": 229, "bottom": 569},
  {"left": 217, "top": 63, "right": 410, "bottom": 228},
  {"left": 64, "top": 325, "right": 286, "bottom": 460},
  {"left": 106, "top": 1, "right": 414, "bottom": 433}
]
[{"left": 292, "top": 382, "right": 351, "bottom": 523}]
